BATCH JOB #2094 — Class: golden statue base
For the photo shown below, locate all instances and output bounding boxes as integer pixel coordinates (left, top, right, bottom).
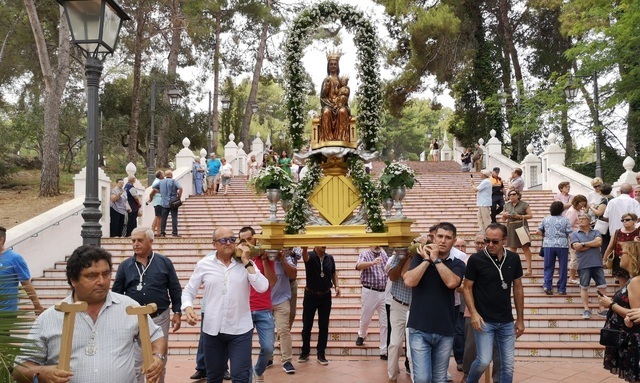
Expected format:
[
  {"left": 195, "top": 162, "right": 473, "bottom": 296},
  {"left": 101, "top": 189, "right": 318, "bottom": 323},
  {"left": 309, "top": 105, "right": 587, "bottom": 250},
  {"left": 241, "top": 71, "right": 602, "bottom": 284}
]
[
  {"left": 256, "top": 219, "right": 419, "bottom": 249},
  {"left": 311, "top": 117, "right": 358, "bottom": 150}
]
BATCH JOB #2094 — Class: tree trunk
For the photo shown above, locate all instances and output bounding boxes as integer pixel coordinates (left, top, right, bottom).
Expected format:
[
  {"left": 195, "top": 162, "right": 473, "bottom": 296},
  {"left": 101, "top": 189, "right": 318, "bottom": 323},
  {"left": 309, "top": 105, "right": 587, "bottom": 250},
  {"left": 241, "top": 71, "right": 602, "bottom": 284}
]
[
  {"left": 157, "top": 0, "right": 182, "bottom": 168},
  {"left": 212, "top": 10, "right": 221, "bottom": 155},
  {"left": 24, "top": 0, "right": 71, "bottom": 197},
  {"left": 240, "top": 0, "right": 271, "bottom": 149},
  {"left": 128, "top": 6, "right": 148, "bottom": 166}
]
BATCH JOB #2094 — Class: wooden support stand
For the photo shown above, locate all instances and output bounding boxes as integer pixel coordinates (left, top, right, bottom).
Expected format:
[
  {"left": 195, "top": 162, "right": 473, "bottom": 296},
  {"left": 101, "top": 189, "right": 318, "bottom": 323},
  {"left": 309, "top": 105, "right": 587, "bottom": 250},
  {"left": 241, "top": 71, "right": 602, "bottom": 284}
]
[
  {"left": 54, "top": 301, "right": 88, "bottom": 372},
  {"left": 126, "top": 303, "right": 158, "bottom": 380}
]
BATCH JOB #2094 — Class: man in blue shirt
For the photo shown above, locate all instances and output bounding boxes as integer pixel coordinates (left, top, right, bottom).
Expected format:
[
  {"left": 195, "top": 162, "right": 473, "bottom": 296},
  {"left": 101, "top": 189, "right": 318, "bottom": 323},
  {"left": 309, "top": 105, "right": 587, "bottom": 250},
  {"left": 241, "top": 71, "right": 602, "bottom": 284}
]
[
  {"left": 150, "top": 170, "right": 183, "bottom": 237},
  {"left": 569, "top": 214, "right": 607, "bottom": 319},
  {"left": 112, "top": 227, "right": 182, "bottom": 383},
  {"left": 207, "top": 153, "right": 222, "bottom": 196},
  {"left": 0, "top": 227, "right": 43, "bottom": 315}
]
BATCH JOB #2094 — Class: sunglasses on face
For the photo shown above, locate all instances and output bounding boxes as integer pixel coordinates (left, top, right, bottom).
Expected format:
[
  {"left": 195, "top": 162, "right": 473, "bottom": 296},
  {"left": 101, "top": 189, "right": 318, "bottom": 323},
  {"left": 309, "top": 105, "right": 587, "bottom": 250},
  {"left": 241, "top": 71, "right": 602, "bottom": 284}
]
[
  {"left": 621, "top": 218, "right": 634, "bottom": 222},
  {"left": 216, "top": 237, "right": 237, "bottom": 245},
  {"left": 484, "top": 238, "right": 503, "bottom": 245}
]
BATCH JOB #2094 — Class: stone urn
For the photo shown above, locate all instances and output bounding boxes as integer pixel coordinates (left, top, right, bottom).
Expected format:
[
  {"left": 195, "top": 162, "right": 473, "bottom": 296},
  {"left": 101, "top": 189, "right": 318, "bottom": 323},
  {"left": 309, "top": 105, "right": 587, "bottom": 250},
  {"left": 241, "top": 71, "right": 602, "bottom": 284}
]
[
  {"left": 391, "top": 185, "right": 406, "bottom": 218},
  {"left": 266, "top": 188, "right": 282, "bottom": 222}
]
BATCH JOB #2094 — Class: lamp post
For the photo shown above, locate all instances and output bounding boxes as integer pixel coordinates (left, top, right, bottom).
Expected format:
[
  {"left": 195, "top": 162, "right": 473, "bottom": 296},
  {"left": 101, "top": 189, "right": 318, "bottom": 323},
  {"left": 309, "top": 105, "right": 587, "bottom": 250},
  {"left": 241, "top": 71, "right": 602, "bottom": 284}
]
[
  {"left": 148, "top": 81, "right": 182, "bottom": 185},
  {"left": 564, "top": 71, "right": 602, "bottom": 179},
  {"left": 57, "top": 0, "right": 130, "bottom": 246}
]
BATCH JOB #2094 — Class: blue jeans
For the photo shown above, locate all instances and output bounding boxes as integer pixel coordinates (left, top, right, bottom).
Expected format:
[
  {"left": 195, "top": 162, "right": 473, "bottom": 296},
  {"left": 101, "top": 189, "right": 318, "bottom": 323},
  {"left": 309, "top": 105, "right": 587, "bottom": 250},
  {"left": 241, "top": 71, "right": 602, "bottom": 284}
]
[
  {"left": 467, "top": 322, "right": 515, "bottom": 383},
  {"left": 543, "top": 247, "right": 568, "bottom": 293},
  {"left": 203, "top": 329, "right": 253, "bottom": 383},
  {"left": 196, "top": 313, "right": 206, "bottom": 371},
  {"left": 408, "top": 328, "right": 454, "bottom": 383},
  {"left": 251, "top": 309, "right": 275, "bottom": 376}
]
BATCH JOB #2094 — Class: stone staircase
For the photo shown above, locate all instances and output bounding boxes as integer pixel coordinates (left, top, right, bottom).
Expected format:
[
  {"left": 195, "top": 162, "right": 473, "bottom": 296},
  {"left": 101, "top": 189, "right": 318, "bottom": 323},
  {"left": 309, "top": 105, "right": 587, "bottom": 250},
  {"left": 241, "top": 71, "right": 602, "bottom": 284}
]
[{"left": 27, "top": 161, "right": 608, "bottom": 359}]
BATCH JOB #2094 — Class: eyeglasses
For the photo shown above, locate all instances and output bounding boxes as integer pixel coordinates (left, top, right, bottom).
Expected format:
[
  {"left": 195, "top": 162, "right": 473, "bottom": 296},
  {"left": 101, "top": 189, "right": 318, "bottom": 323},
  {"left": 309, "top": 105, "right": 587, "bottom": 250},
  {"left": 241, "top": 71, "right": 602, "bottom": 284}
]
[
  {"left": 216, "top": 237, "right": 237, "bottom": 245},
  {"left": 484, "top": 238, "right": 504, "bottom": 245},
  {"left": 621, "top": 218, "right": 634, "bottom": 222},
  {"left": 508, "top": 193, "right": 517, "bottom": 196}
]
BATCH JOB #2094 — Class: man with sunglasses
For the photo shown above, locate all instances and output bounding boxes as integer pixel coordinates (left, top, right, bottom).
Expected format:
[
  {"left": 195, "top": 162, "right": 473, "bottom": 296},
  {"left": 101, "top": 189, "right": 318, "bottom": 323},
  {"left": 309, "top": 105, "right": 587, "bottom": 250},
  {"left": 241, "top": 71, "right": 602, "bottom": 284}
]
[
  {"left": 464, "top": 223, "right": 524, "bottom": 383},
  {"left": 403, "top": 222, "right": 466, "bottom": 383},
  {"left": 182, "top": 227, "right": 269, "bottom": 383}
]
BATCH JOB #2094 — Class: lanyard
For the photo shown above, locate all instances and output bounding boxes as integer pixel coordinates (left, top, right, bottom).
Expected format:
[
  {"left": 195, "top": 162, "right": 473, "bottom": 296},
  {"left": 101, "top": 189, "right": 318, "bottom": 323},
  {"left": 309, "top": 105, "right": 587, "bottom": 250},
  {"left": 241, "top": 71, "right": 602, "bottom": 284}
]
[
  {"left": 484, "top": 248, "right": 508, "bottom": 290},
  {"left": 135, "top": 252, "right": 155, "bottom": 290}
]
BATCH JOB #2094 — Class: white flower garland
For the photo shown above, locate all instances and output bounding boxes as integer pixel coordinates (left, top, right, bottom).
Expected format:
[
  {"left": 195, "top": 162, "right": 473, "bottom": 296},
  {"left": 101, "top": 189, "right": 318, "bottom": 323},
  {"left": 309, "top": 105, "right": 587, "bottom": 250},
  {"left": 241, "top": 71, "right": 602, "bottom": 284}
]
[{"left": 284, "top": 1, "right": 382, "bottom": 150}]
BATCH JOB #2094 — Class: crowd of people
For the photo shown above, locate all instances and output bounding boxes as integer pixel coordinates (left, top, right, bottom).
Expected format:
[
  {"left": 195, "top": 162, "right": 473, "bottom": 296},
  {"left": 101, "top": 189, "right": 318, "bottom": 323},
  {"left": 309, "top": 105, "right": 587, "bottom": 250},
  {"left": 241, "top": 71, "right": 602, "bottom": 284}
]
[{"left": 14, "top": 161, "right": 640, "bottom": 383}]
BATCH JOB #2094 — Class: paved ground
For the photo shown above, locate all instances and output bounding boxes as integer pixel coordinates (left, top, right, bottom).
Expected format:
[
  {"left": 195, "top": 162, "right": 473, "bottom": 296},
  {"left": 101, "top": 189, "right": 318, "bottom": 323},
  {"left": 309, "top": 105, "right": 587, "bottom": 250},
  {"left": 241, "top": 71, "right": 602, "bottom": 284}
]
[{"left": 165, "top": 355, "right": 621, "bottom": 383}]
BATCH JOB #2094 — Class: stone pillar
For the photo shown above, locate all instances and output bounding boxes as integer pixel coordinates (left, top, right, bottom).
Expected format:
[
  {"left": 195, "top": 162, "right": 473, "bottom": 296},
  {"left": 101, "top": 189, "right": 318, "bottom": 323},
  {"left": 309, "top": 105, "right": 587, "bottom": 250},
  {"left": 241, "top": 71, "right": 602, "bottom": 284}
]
[
  {"left": 176, "top": 137, "right": 196, "bottom": 169},
  {"left": 484, "top": 130, "right": 502, "bottom": 170},
  {"left": 224, "top": 133, "right": 239, "bottom": 166},
  {"left": 252, "top": 132, "right": 265, "bottom": 160},
  {"left": 613, "top": 157, "right": 637, "bottom": 193},
  {"left": 440, "top": 132, "right": 452, "bottom": 161},
  {"left": 236, "top": 142, "right": 248, "bottom": 176},
  {"left": 520, "top": 144, "right": 541, "bottom": 190},
  {"left": 540, "top": 133, "right": 566, "bottom": 190}
]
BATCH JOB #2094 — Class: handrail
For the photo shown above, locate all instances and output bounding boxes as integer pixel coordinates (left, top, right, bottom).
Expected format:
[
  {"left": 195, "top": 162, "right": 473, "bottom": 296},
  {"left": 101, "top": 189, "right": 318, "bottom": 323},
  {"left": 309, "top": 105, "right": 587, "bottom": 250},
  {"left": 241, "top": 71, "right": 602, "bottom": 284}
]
[
  {"left": 547, "top": 165, "right": 592, "bottom": 190},
  {"left": 7, "top": 205, "right": 83, "bottom": 250}
]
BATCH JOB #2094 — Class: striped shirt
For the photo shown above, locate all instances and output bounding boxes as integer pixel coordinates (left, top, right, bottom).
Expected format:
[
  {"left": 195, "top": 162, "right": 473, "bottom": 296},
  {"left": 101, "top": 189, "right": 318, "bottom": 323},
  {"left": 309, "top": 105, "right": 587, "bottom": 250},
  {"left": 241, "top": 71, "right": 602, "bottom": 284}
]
[
  {"left": 357, "top": 249, "right": 388, "bottom": 290},
  {"left": 15, "top": 292, "right": 163, "bottom": 383},
  {"left": 387, "top": 256, "right": 412, "bottom": 305}
]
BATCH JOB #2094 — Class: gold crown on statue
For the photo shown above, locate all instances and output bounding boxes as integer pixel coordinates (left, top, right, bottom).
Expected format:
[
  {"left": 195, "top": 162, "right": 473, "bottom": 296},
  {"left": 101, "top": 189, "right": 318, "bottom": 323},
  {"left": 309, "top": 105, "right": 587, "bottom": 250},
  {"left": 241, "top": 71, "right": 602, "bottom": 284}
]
[{"left": 326, "top": 49, "right": 343, "bottom": 61}]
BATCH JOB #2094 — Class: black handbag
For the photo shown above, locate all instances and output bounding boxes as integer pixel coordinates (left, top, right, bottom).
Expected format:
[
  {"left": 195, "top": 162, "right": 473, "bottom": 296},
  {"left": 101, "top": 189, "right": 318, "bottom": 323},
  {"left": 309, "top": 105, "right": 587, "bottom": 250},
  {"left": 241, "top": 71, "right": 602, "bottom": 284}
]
[
  {"left": 599, "top": 328, "right": 626, "bottom": 347},
  {"left": 170, "top": 197, "right": 182, "bottom": 208}
]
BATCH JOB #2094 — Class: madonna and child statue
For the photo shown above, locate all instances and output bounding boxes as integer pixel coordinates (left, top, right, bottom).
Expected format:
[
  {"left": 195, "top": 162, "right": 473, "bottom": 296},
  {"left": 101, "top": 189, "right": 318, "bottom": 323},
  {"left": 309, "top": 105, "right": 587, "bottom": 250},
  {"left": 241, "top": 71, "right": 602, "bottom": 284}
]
[{"left": 312, "top": 50, "right": 357, "bottom": 149}]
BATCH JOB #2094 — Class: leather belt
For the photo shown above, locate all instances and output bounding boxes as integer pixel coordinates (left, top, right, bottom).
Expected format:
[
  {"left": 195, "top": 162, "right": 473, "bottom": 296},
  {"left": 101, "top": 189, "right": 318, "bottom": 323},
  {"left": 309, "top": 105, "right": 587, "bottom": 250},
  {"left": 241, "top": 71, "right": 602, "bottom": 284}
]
[
  {"left": 363, "top": 285, "right": 385, "bottom": 292},
  {"left": 393, "top": 297, "right": 410, "bottom": 307},
  {"left": 304, "top": 287, "right": 331, "bottom": 295}
]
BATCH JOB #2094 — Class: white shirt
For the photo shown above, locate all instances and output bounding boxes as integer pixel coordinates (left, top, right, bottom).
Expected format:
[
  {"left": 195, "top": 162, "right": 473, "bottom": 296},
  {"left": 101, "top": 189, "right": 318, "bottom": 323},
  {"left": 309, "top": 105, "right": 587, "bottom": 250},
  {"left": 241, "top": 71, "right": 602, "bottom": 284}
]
[
  {"left": 181, "top": 255, "right": 269, "bottom": 336},
  {"left": 603, "top": 194, "right": 640, "bottom": 233},
  {"left": 16, "top": 293, "right": 162, "bottom": 383},
  {"left": 450, "top": 247, "right": 469, "bottom": 307}
]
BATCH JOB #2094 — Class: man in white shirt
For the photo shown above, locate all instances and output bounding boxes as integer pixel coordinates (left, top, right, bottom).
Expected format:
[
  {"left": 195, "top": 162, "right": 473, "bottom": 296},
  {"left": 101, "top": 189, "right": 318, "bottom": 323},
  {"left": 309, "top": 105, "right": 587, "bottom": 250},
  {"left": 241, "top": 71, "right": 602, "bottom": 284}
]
[
  {"left": 182, "top": 227, "right": 269, "bottom": 383},
  {"left": 471, "top": 169, "right": 493, "bottom": 233},
  {"left": 603, "top": 183, "right": 640, "bottom": 233}
]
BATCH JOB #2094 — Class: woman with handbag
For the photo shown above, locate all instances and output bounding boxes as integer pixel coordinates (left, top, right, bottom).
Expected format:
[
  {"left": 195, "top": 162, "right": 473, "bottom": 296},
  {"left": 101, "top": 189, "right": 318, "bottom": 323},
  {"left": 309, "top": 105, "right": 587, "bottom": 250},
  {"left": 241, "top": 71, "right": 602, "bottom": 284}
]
[
  {"left": 533, "top": 201, "right": 573, "bottom": 295},
  {"left": 604, "top": 213, "right": 638, "bottom": 284},
  {"left": 502, "top": 190, "right": 534, "bottom": 275},
  {"left": 598, "top": 241, "right": 640, "bottom": 381}
]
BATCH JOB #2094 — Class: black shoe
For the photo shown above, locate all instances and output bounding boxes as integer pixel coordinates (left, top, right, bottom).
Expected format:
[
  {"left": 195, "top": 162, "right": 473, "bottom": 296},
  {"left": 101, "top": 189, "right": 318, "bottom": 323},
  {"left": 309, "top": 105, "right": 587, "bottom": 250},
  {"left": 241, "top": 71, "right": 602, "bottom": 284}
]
[
  {"left": 190, "top": 370, "right": 206, "bottom": 380},
  {"left": 317, "top": 356, "right": 329, "bottom": 365},
  {"left": 223, "top": 370, "right": 231, "bottom": 380},
  {"left": 266, "top": 359, "right": 273, "bottom": 369},
  {"left": 282, "top": 361, "right": 296, "bottom": 374},
  {"left": 355, "top": 336, "right": 364, "bottom": 346},
  {"left": 298, "top": 354, "right": 309, "bottom": 363},
  {"left": 544, "top": 288, "right": 553, "bottom": 295},
  {"left": 380, "top": 354, "right": 388, "bottom": 360}
]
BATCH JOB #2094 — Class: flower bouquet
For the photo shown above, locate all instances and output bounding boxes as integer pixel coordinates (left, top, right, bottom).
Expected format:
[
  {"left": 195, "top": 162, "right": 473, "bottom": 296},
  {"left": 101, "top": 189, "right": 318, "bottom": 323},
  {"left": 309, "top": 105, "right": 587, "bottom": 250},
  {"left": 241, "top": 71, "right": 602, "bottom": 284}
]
[
  {"left": 248, "top": 165, "right": 294, "bottom": 193},
  {"left": 379, "top": 161, "right": 417, "bottom": 190}
]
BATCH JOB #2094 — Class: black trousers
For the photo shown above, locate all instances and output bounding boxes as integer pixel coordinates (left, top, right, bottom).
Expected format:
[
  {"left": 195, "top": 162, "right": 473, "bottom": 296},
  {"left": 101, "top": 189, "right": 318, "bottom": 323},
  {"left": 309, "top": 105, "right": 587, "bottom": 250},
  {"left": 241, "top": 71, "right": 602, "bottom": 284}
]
[
  {"left": 301, "top": 291, "right": 332, "bottom": 357},
  {"left": 490, "top": 196, "right": 504, "bottom": 222}
]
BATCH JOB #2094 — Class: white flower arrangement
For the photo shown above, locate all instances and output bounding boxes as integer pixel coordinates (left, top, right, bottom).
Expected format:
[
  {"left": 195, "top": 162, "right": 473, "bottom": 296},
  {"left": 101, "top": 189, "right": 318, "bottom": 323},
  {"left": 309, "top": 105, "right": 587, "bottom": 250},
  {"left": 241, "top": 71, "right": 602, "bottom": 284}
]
[
  {"left": 284, "top": 1, "right": 382, "bottom": 150},
  {"left": 379, "top": 161, "right": 418, "bottom": 191},
  {"left": 248, "top": 166, "right": 294, "bottom": 194}
]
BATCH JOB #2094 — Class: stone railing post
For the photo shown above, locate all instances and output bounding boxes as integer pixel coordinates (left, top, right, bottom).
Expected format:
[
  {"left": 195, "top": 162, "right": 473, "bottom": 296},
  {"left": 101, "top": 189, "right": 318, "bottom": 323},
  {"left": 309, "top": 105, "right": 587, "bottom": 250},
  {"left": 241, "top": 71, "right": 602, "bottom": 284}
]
[
  {"left": 236, "top": 142, "right": 248, "bottom": 176},
  {"left": 440, "top": 132, "right": 452, "bottom": 161},
  {"left": 539, "top": 133, "right": 566, "bottom": 190},
  {"left": 485, "top": 130, "right": 502, "bottom": 170},
  {"left": 520, "top": 144, "right": 542, "bottom": 189}
]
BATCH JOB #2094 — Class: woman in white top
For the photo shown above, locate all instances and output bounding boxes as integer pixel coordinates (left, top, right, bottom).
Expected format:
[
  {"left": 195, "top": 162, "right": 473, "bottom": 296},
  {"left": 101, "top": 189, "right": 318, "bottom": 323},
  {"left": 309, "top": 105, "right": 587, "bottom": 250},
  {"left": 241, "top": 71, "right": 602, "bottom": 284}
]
[{"left": 220, "top": 158, "right": 233, "bottom": 195}]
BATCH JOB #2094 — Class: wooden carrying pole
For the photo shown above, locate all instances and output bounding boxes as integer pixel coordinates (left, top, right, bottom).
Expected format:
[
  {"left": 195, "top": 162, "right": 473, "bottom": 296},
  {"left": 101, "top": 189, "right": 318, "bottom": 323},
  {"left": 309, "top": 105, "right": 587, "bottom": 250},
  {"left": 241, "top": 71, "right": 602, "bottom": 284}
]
[
  {"left": 54, "top": 301, "right": 88, "bottom": 372},
  {"left": 126, "top": 303, "right": 158, "bottom": 376}
]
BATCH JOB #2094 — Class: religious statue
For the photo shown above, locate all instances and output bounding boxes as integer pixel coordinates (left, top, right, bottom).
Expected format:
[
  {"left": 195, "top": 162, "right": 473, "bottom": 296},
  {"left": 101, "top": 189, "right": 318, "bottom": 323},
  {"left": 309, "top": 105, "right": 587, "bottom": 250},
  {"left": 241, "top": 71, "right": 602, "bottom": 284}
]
[{"left": 319, "top": 50, "right": 351, "bottom": 142}]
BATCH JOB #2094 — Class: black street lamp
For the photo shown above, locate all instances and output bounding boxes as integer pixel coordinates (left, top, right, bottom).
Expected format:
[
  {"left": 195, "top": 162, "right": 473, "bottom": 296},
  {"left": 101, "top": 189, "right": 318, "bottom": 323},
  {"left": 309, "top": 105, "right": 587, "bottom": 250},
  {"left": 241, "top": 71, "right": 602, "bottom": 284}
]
[
  {"left": 564, "top": 71, "right": 602, "bottom": 179},
  {"left": 57, "top": 0, "right": 129, "bottom": 246},
  {"left": 148, "top": 81, "right": 182, "bottom": 185}
]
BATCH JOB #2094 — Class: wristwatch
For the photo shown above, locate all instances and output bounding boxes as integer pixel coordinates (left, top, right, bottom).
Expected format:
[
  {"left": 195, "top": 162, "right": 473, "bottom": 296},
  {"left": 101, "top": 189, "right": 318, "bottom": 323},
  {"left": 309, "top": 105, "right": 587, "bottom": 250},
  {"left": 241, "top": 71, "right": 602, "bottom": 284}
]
[
  {"left": 153, "top": 353, "right": 167, "bottom": 363},
  {"left": 244, "top": 261, "right": 254, "bottom": 269},
  {"left": 433, "top": 258, "right": 442, "bottom": 265}
]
